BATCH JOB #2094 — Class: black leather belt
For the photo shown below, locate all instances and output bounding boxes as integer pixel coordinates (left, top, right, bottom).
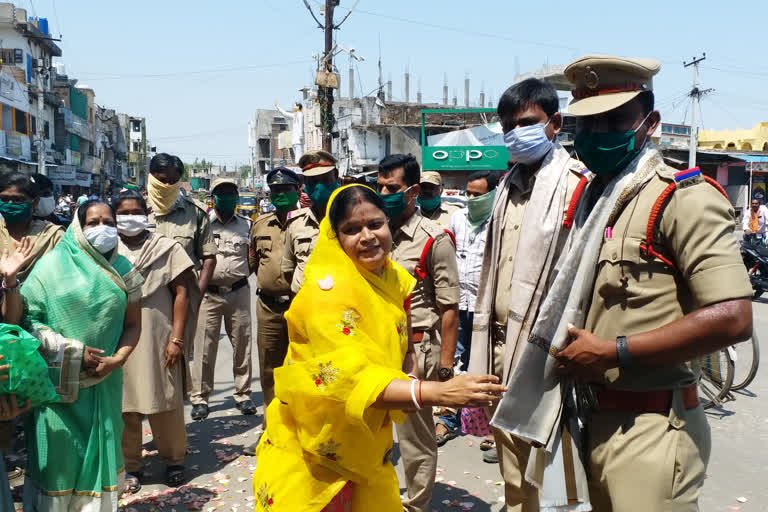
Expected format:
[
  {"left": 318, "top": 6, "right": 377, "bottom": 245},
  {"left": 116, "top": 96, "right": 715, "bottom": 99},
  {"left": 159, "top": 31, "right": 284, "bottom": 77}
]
[
  {"left": 257, "top": 289, "right": 291, "bottom": 306},
  {"left": 207, "top": 278, "right": 248, "bottom": 295}
]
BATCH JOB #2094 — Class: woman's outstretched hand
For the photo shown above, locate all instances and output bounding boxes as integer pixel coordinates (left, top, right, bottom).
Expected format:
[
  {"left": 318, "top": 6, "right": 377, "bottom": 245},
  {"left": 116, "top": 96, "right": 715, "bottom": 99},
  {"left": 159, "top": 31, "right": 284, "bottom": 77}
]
[
  {"left": 432, "top": 374, "right": 507, "bottom": 408},
  {"left": 0, "top": 236, "right": 34, "bottom": 283}
]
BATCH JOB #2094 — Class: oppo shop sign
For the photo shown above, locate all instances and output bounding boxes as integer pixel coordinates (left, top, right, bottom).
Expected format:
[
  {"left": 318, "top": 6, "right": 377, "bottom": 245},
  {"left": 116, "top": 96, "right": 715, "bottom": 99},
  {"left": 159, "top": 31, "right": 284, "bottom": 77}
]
[{"left": 422, "top": 145, "right": 508, "bottom": 171}]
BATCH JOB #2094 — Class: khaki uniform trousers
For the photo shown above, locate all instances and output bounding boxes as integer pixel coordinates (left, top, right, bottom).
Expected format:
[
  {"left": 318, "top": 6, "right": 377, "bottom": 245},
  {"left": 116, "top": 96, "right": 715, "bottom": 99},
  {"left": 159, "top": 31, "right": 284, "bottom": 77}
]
[
  {"left": 255, "top": 297, "right": 290, "bottom": 416},
  {"left": 395, "top": 329, "right": 440, "bottom": 512},
  {"left": 588, "top": 400, "right": 711, "bottom": 512},
  {"left": 489, "top": 337, "right": 540, "bottom": 512},
  {"left": 122, "top": 407, "right": 187, "bottom": 473},
  {"left": 190, "top": 285, "right": 253, "bottom": 405}
]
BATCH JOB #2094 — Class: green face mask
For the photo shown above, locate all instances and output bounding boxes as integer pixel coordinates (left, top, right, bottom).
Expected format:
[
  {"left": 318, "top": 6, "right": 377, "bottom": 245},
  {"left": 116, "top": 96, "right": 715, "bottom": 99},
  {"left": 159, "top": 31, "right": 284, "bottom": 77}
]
[
  {"left": 305, "top": 182, "right": 339, "bottom": 209},
  {"left": 0, "top": 200, "right": 32, "bottom": 225},
  {"left": 573, "top": 113, "right": 651, "bottom": 176},
  {"left": 214, "top": 194, "right": 238, "bottom": 214},
  {"left": 270, "top": 191, "right": 299, "bottom": 213},
  {"left": 417, "top": 195, "right": 441, "bottom": 212},
  {"left": 379, "top": 186, "right": 413, "bottom": 221},
  {"left": 467, "top": 189, "right": 496, "bottom": 229}
]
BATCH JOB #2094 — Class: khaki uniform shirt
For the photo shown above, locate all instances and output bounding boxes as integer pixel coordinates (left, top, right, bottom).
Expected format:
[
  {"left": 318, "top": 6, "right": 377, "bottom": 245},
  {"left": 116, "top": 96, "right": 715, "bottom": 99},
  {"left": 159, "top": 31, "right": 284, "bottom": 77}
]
[
  {"left": 149, "top": 195, "right": 217, "bottom": 268},
  {"left": 281, "top": 207, "right": 321, "bottom": 294},
  {"left": 422, "top": 202, "right": 460, "bottom": 229},
  {"left": 390, "top": 211, "right": 460, "bottom": 332},
  {"left": 209, "top": 212, "right": 251, "bottom": 287},
  {"left": 585, "top": 165, "right": 752, "bottom": 391},
  {"left": 250, "top": 212, "right": 291, "bottom": 296},
  {"left": 494, "top": 160, "right": 586, "bottom": 323}
]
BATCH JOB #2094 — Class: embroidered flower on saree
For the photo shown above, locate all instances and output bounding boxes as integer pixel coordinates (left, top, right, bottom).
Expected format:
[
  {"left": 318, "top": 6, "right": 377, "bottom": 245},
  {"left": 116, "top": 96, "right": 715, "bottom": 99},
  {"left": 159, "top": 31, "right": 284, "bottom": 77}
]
[
  {"left": 317, "top": 439, "right": 342, "bottom": 461},
  {"left": 396, "top": 318, "right": 406, "bottom": 336},
  {"left": 312, "top": 361, "right": 339, "bottom": 389},
  {"left": 257, "top": 483, "right": 274, "bottom": 509},
  {"left": 317, "top": 274, "right": 335, "bottom": 290},
  {"left": 336, "top": 308, "right": 360, "bottom": 336}
]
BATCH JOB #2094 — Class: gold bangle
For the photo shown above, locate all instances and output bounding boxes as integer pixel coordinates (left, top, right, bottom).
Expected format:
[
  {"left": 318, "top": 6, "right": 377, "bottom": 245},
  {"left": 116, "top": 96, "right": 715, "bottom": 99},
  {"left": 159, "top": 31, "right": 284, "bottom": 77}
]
[{"left": 170, "top": 337, "right": 184, "bottom": 347}]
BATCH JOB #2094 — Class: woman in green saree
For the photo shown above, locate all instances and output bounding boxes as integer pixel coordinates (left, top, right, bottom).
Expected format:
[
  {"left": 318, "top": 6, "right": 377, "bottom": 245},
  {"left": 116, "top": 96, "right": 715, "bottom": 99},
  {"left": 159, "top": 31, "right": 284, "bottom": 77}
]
[{"left": 21, "top": 200, "right": 143, "bottom": 512}]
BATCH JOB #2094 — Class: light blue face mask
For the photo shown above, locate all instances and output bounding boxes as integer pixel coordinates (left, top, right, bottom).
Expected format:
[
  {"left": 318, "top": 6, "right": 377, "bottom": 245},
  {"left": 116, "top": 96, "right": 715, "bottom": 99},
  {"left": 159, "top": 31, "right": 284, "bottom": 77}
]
[{"left": 503, "top": 119, "right": 553, "bottom": 165}]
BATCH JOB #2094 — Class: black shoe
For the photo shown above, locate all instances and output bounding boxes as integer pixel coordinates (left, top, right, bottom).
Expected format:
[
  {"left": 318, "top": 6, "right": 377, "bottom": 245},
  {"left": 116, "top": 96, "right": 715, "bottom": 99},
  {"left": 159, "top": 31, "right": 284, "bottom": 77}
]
[
  {"left": 482, "top": 447, "right": 498, "bottom": 464},
  {"left": 236, "top": 399, "right": 257, "bottom": 415},
  {"left": 191, "top": 404, "right": 209, "bottom": 421}
]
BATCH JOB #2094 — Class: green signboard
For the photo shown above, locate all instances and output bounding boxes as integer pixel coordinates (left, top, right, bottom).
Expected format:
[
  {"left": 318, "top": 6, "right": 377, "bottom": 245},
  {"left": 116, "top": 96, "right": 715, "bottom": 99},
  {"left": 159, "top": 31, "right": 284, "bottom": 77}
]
[
  {"left": 421, "top": 145, "right": 508, "bottom": 171},
  {"left": 420, "top": 108, "right": 507, "bottom": 171}
]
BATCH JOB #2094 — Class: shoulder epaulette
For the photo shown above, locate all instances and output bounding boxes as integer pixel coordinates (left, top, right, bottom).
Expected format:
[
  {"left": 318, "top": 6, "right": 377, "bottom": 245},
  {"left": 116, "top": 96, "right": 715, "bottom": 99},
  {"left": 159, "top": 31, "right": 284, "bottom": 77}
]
[
  {"left": 639, "top": 167, "right": 728, "bottom": 267},
  {"left": 183, "top": 195, "right": 209, "bottom": 213}
]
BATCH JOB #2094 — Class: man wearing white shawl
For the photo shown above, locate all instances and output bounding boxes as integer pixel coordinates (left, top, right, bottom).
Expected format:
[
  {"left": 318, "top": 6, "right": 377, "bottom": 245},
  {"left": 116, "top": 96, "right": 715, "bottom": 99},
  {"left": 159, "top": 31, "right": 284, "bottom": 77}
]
[
  {"left": 493, "top": 55, "right": 753, "bottom": 512},
  {"left": 467, "top": 78, "right": 589, "bottom": 511}
]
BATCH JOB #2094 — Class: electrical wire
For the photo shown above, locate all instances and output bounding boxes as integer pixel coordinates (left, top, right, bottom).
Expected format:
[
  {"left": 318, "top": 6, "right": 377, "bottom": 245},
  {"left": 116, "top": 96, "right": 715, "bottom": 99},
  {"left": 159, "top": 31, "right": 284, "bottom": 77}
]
[
  {"left": 328, "top": 3, "right": 585, "bottom": 52},
  {"left": 76, "top": 59, "right": 314, "bottom": 81},
  {"left": 151, "top": 126, "right": 245, "bottom": 141}
]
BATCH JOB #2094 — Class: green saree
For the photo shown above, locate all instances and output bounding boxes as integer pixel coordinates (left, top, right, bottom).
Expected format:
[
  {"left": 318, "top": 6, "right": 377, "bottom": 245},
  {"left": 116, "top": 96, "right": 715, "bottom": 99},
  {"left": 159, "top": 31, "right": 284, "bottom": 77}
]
[{"left": 21, "top": 214, "right": 142, "bottom": 512}]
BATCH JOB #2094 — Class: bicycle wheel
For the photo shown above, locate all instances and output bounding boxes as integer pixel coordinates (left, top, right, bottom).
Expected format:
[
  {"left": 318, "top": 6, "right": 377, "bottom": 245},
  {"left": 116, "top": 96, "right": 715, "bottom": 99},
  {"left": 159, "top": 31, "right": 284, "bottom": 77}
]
[
  {"left": 697, "top": 349, "right": 735, "bottom": 410},
  {"left": 731, "top": 329, "right": 760, "bottom": 391}
]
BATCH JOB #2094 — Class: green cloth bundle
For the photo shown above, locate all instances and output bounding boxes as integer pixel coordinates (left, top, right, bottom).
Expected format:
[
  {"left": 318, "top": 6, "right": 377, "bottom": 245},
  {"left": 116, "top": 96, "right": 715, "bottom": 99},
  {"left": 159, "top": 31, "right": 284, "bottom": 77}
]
[{"left": 0, "top": 323, "right": 59, "bottom": 406}]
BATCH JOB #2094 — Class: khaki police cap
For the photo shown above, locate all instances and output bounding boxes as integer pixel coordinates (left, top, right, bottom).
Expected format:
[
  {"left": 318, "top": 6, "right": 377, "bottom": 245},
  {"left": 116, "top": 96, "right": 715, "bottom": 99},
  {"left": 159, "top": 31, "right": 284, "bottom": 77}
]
[
  {"left": 211, "top": 177, "right": 239, "bottom": 193},
  {"left": 420, "top": 171, "right": 443, "bottom": 187},
  {"left": 565, "top": 55, "right": 660, "bottom": 116},
  {"left": 298, "top": 150, "right": 337, "bottom": 177}
]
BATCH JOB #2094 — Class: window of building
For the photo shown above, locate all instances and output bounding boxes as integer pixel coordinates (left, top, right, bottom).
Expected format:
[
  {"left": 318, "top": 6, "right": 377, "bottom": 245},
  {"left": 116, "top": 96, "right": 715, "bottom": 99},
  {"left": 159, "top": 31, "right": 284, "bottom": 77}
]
[
  {"left": 14, "top": 109, "right": 28, "bottom": 135},
  {"left": 44, "top": 121, "right": 50, "bottom": 139},
  {"left": 131, "top": 120, "right": 141, "bottom": 132},
  {"left": 2, "top": 104, "right": 12, "bottom": 131},
  {"left": 30, "top": 115, "right": 36, "bottom": 136},
  {"left": 0, "top": 49, "right": 13, "bottom": 65},
  {"left": 132, "top": 141, "right": 140, "bottom": 152}
]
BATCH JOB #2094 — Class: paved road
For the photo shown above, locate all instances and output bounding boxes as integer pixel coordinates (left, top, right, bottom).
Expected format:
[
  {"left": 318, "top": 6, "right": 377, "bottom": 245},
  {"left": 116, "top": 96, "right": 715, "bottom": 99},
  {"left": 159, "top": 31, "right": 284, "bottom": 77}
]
[{"left": 115, "top": 282, "right": 767, "bottom": 511}]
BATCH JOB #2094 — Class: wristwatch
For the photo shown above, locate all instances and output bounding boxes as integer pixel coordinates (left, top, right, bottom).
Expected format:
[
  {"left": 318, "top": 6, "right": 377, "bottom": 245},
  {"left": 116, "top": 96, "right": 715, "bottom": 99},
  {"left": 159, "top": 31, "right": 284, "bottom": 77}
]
[
  {"left": 616, "top": 336, "right": 633, "bottom": 368},
  {"left": 438, "top": 367, "right": 454, "bottom": 381}
]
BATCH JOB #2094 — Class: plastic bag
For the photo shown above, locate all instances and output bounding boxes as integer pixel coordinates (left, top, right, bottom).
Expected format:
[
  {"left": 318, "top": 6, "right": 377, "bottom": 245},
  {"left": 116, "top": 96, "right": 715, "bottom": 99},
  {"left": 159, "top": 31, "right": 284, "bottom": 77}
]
[{"left": 0, "top": 323, "right": 59, "bottom": 406}]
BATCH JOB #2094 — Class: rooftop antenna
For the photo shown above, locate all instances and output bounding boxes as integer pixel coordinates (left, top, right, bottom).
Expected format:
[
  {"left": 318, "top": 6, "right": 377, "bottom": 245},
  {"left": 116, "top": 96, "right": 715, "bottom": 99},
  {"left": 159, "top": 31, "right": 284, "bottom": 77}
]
[{"left": 377, "top": 34, "right": 383, "bottom": 96}]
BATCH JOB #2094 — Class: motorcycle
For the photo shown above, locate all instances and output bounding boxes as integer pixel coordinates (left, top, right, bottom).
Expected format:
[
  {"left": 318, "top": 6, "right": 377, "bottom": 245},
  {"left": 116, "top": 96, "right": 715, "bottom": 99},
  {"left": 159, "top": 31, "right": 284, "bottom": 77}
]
[{"left": 741, "top": 233, "right": 768, "bottom": 299}]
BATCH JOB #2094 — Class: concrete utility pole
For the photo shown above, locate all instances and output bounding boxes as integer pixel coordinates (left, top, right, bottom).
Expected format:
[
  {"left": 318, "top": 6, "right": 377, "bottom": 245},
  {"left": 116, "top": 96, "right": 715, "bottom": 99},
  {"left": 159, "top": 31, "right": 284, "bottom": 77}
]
[
  {"left": 322, "top": 0, "right": 337, "bottom": 152},
  {"left": 683, "top": 53, "right": 713, "bottom": 169},
  {"left": 35, "top": 60, "right": 48, "bottom": 176}
]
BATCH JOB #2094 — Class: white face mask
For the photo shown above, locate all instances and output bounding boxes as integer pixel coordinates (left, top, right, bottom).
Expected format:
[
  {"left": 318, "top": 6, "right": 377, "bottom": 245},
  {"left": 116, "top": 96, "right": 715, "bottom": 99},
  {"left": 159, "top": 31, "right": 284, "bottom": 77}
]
[
  {"left": 84, "top": 224, "right": 119, "bottom": 254},
  {"left": 116, "top": 214, "right": 149, "bottom": 236},
  {"left": 35, "top": 196, "right": 56, "bottom": 217},
  {"left": 503, "top": 120, "right": 554, "bottom": 165}
]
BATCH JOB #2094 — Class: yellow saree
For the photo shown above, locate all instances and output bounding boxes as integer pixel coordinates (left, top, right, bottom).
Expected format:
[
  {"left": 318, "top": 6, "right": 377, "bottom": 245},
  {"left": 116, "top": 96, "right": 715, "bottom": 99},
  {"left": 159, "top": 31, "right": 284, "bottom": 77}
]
[{"left": 253, "top": 185, "right": 416, "bottom": 512}]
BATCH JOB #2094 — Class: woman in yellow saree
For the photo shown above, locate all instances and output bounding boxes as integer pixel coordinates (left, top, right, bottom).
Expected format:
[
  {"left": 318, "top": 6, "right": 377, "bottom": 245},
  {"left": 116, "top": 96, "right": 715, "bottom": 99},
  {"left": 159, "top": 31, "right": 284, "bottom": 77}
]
[{"left": 252, "top": 184, "right": 505, "bottom": 511}]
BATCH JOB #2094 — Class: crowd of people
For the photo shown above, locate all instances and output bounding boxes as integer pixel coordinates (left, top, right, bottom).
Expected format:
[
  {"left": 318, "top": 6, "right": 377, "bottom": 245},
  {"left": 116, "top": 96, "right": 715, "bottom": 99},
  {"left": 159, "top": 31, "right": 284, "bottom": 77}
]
[{"left": 0, "top": 53, "right": 755, "bottom": 512}]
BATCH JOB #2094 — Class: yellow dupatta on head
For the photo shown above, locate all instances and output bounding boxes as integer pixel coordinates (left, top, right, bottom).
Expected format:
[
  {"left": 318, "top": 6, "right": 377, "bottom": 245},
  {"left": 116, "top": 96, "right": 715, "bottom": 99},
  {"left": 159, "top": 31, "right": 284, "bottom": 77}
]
[{"left": 253, "top": 185, "right": 416, "bottom": 512}]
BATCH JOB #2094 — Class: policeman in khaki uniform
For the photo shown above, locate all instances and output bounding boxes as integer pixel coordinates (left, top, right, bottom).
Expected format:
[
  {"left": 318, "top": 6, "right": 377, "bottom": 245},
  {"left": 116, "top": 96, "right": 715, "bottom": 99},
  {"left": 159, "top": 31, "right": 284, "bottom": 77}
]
[
  {"left": 555, "top": 56, "right": 753, "bottom": 511},
  {"left": 243, "top": 168, "right": 300, "bottom": 456},
  {"left": 190, "top": 177, "right": 256, "bottom": 421},
  {"left": 281, "top": 150, "right": 340, "bottom": 294},
  {"left": 378, "top": 154, "right": 460, "bottom": 512},
  {"left": 147, "top": 153, "right": 217, "bottom": 292},
  {"left": 417, "top": 171, "right": 459, "bottom": 228}
]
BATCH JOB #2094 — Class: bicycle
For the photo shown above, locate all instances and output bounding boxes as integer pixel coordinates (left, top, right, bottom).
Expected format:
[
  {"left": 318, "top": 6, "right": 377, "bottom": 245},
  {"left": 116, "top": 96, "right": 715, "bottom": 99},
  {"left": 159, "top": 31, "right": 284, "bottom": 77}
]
[
  {"left": 697, "top": 348, "right": 734, "bottom": 410},
  {"left": 730, "top": 328, "right": 760, "bottom": 392}
]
